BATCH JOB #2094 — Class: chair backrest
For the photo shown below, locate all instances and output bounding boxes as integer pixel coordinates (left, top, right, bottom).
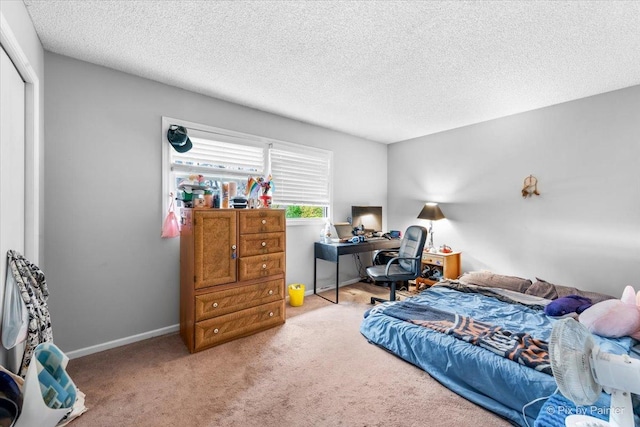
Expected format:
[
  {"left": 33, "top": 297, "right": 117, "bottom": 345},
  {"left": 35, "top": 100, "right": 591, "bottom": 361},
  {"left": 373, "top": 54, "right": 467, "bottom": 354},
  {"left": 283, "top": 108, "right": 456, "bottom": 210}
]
[{"left": 397, "top": 225, "right": 428, "bottom": 274}]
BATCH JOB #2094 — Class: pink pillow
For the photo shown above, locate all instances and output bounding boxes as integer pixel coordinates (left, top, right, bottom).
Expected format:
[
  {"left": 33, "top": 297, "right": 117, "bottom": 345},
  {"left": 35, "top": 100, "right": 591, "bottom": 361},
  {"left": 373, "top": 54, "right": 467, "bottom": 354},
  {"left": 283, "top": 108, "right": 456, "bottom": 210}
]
[{"left": 579, "top": 286, "right": 640, "bottom": 340}]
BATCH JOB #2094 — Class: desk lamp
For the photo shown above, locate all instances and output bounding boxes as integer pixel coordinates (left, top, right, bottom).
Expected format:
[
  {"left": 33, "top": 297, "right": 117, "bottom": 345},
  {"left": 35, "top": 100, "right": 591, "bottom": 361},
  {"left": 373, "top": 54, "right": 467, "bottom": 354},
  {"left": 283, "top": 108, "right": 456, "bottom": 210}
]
[{"left": 417, "top": 202, "right": 445, "bottom": 253}]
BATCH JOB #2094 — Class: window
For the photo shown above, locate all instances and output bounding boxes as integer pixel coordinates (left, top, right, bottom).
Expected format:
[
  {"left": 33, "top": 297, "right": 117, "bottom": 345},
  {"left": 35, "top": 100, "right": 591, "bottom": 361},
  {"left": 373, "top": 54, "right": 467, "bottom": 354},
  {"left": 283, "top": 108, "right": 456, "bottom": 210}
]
[
  {"left": 172, "top": 133, "right": 265, "bottom": 176},
  {"left": 162, "top": 117, "right": 332, "bottom": 222},
  {"left": 270, "top": 143, "right": 331, "bottom": 219}
]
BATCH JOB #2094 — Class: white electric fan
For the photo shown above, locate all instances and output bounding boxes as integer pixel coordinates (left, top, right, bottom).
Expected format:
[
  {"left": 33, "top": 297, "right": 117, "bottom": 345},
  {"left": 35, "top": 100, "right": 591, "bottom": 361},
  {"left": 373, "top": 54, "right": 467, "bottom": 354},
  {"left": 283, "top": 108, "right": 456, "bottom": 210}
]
[{"left": 549, "top": 317, "right": 640, "bottom": 427}]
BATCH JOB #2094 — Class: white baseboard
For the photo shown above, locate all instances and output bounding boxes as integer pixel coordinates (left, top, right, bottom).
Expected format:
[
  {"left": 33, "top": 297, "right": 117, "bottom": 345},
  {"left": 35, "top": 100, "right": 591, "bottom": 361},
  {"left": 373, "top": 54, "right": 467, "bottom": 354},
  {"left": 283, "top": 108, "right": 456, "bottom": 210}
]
[
  {"left": 312, "top": 277, "right": 362, "bottom": 294},
  {"left": 66, "top": 324, "right": 179, "bottom": 359},
  {"left": 67, "top": 279, "right": 364, "bottom": 359}
]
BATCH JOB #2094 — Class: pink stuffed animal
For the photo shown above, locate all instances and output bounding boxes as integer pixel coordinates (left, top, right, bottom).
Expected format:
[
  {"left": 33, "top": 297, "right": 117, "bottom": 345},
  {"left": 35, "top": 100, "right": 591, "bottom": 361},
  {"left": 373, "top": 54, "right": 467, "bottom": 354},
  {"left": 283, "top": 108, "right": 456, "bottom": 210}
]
[{"left": 578, "top": 285, "right": 640, "bottom": 340}]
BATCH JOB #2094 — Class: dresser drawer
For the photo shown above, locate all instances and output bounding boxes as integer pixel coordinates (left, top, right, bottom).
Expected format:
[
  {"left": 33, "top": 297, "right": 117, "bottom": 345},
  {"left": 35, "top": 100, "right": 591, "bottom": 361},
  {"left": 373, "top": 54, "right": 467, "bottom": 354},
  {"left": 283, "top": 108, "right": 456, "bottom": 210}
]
[
  {"left": 239, "top": 210, "right": 285, "bottom": 234},
  {"left": 194, "top": 300, "right": 285, "bottom": 351},
  {"left": 238, "top": 252, "right": 285, "bottom": 281},
  {"left": 422, "top": 255, "right": 444, "bottom": 266},
  {"left": 195, "top": 279, "right": 284, "bottom": 322},
  {"left": 239, "top": 232, "right": 285, "bottom": 257}
]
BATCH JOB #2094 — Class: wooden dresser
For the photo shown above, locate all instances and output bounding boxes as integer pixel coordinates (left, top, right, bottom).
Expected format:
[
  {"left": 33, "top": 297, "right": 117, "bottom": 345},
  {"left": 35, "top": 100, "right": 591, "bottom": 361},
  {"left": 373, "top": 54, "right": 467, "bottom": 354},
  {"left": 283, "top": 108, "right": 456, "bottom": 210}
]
[{"left": 180, "top": 208, "right": 286, "bottom": 353}]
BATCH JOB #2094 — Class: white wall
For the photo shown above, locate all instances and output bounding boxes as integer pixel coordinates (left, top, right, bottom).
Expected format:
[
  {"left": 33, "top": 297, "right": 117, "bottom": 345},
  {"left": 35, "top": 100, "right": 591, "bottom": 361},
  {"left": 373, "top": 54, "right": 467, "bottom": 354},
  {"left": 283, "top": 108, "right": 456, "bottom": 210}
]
[
  {"left": 44, "top": 52, "right": 387, "bottom": 354},
  {"left": 388, "top": 86, "right": 640, "bottom": 298}
]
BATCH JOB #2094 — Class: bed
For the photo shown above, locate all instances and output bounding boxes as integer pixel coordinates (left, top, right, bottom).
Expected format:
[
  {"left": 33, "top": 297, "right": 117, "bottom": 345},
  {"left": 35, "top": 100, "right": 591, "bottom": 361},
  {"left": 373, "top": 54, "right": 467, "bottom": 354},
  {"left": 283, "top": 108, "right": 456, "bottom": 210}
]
[{"left": 359, "top": 274, "right": 639, "bottom": 426}]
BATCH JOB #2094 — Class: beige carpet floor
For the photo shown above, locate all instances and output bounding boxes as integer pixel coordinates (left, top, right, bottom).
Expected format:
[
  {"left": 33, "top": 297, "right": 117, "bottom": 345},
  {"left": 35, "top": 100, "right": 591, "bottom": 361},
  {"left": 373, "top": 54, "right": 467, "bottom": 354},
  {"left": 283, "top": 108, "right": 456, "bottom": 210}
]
[{"left": 66, "top": 283, "right": 511, "bottom": 426}]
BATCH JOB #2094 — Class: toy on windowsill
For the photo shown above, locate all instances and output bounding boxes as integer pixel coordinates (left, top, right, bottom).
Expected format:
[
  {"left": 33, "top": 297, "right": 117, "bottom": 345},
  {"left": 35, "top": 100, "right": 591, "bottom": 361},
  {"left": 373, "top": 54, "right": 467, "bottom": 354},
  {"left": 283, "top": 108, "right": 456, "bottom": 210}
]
[
  {"left": 189, "top": 174, "right": 205, "bottom": 185},
  {"left": 544, "top": 295, "right": 593, "bottom": 317},
  {"left": 579, "top": 285, "right": 640, "bottom": 340},
  {"left": 258, "top": 175, "right": 273, "bottom": 208},
  {"left": 246, "top": 175, "right": 274, "bottom": 208}
]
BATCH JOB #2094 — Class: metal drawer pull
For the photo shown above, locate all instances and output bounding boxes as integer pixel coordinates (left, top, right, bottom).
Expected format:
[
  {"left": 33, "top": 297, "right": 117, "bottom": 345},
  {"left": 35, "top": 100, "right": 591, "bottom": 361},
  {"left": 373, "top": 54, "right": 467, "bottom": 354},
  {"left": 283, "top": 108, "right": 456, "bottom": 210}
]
[
  {"left": 269, "top": 312, "right": 274, "bottom": 317},
  {"left": 212, "top": 302, "right": 218, "bottom": 308},
  {"left": 261, "top": 242, "right": 266, "bottom": 247},
  {"left": 261, "top": 219, "right": 267, "bottom": 224},
  {"left": 262, "top": 264, "right": 267, "bottom": 269},
  {"left": 213, "top": 328, "right": 219, "bottom": 334},
  {"left": 268, "top": 290, "right": 273, "bottom": 295}
]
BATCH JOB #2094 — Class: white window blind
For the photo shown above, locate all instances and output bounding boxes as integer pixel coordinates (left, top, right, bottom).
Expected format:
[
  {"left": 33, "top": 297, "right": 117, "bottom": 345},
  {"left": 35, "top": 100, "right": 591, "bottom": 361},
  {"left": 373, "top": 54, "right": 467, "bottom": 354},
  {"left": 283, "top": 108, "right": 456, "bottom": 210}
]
[
  {"left": 171, "top": 131, "right": 265, "bottom": 178},
  {"left": 270, "top": 146, "right": 331, "bottom": 206},
  {"left": 162, "top": 117, "right": 332, "bottom": 221}
]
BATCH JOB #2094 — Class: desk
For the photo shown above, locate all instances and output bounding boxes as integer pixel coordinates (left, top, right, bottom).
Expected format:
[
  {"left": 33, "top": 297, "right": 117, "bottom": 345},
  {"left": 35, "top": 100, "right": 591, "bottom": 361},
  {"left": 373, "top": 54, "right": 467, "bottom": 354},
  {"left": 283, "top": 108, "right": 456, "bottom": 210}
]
[{"left": 314, "top": 239, "right": 401, "bottom": 304}]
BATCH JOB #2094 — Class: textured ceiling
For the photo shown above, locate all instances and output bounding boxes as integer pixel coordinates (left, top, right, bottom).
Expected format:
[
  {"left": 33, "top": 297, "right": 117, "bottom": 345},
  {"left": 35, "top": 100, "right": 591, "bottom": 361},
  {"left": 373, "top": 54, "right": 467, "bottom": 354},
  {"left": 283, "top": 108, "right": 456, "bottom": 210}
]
[{"left": 22, "top": 0, "right": 640, "bottom": 143}]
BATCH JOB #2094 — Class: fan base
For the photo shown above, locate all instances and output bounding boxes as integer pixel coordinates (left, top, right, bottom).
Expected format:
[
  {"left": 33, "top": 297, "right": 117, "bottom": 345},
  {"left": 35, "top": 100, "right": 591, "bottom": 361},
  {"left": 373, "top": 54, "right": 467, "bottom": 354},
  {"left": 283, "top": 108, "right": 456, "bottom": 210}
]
[{"left": 565, "top": 415, "right": 610, "bottom": 427}]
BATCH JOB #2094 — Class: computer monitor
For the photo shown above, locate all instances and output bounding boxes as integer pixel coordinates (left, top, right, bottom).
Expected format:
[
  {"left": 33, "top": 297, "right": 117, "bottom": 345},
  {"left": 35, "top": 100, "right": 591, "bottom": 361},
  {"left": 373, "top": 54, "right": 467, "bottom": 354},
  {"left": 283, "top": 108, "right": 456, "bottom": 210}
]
[{"left": 351, "top": 206, "right": 382, "bottom": 233}]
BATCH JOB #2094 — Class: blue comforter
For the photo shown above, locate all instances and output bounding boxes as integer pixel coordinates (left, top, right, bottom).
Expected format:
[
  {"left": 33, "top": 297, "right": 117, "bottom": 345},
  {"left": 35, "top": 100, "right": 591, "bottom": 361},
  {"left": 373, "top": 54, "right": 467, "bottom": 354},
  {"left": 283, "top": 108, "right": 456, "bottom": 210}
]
[{"left": 360, "top": 286, "right": 635, "bottom": 426}]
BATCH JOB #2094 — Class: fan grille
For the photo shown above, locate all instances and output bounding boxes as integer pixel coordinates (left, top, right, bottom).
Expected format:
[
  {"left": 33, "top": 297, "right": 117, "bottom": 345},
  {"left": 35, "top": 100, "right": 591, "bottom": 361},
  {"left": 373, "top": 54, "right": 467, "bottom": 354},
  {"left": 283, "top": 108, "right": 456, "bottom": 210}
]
[{"left": 549, "top": 318, "right": 601, "bottom": 406}]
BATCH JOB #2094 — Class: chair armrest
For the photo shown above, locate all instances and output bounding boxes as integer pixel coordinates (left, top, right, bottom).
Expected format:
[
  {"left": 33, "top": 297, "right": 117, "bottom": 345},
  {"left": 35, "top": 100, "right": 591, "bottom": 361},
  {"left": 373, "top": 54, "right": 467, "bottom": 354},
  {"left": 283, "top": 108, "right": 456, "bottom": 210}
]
[
  {"left": 384, "top": 255, "right": 421, "bottom": 276},
  {"left": 374, "top": 249, "right": 399, "bottom": 256}
]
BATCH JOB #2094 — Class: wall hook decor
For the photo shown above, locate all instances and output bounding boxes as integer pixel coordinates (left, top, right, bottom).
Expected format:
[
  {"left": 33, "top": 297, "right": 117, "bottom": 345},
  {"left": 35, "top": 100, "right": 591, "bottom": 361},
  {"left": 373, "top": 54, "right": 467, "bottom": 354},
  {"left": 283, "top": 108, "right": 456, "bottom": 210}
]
[{"left": 522, "top": 175, "right": 540, "bottom": 198}]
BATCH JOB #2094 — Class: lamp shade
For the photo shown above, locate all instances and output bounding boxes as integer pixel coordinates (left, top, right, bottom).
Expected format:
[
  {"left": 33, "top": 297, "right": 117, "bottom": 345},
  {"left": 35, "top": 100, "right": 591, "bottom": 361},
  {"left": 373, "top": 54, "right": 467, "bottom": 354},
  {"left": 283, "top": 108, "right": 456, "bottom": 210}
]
[{"left": 417, "top": 203, "right": 445, "bottom": 221}]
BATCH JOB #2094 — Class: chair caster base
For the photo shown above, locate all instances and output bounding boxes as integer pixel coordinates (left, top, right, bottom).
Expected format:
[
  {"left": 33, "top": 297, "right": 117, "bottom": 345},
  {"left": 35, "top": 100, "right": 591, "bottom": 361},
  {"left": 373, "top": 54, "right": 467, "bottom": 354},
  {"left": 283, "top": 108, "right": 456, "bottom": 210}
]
[{"left": 371, "top": 296, "right": 396, "bottom": 305}]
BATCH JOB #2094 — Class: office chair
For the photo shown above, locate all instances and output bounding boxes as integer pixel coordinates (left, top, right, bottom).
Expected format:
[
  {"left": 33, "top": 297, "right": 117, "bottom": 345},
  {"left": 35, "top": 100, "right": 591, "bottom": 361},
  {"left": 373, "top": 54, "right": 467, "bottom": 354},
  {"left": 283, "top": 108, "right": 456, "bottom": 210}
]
[{"left": 367, "top": 225, "right": 427, "bottom": 304}]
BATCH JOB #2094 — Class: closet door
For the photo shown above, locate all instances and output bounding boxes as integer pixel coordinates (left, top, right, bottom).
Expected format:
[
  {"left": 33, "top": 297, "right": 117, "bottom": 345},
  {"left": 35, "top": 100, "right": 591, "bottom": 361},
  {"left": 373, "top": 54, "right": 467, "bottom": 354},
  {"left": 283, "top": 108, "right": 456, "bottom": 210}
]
[{"left": 0, "top": 45, "right": 26, "bottom": 372}]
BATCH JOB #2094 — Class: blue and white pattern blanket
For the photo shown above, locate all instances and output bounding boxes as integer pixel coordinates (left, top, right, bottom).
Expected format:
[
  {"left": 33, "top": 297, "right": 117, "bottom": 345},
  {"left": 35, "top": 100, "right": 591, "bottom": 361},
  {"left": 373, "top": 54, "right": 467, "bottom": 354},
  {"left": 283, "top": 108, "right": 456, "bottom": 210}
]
[
  {"left": 361, "top": 284, "right": 636, "bottom": 427},
  {"left": 383, "top": 300, "right": 552, "bottom": 374}
]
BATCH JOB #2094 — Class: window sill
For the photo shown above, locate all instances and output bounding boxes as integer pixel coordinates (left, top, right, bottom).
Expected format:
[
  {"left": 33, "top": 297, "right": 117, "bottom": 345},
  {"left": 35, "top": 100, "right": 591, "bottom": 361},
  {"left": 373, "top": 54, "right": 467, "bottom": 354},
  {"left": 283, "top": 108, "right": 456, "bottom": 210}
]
[{"left": 286, "top": 217, "right": 327, "bottom": 227}]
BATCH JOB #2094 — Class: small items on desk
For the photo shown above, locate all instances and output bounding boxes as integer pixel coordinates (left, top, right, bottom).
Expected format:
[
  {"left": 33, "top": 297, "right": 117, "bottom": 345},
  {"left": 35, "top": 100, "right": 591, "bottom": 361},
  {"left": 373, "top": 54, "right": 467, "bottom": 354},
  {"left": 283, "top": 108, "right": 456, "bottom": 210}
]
[{"left": 329, "top": 222, "right": 398, "bottom": 243}]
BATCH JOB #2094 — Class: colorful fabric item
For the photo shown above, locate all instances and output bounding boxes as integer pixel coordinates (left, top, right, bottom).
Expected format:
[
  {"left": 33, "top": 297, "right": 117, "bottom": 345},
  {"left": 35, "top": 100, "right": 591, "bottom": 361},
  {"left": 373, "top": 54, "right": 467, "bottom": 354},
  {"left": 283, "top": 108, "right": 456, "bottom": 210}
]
[
  {"left": 6, "top": 250, "right": 53, "bottom": 377},
  {"left": 161, "top": 197, "right": 180, "bottom": 238},
  {"left": 34, "top": 343, "right": 76, "bottom": 410},
  {"left": 383, "top": 301, "right": 552, "bottom": 375}
]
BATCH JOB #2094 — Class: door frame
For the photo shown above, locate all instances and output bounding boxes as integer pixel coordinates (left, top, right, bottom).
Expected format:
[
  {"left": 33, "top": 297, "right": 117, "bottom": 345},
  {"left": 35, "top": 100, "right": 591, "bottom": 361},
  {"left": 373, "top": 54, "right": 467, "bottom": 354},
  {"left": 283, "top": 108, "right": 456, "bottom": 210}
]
[{"left": 1, "top": 11, "right": 41, "bottom": 264}]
